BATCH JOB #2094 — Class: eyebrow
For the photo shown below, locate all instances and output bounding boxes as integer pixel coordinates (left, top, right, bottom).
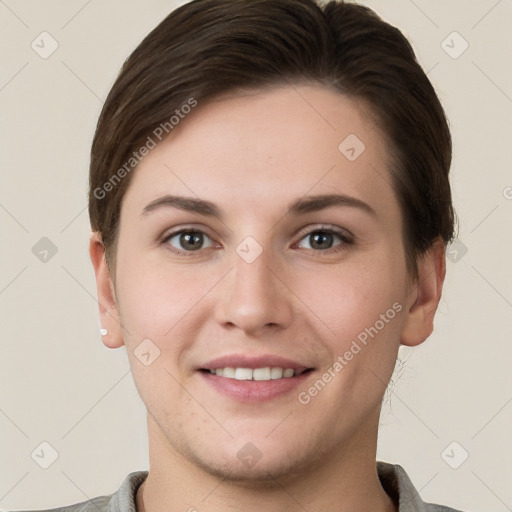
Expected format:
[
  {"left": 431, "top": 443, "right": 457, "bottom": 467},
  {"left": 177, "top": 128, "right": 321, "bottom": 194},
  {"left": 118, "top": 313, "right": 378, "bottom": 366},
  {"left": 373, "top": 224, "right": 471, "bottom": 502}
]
[{"left": 141, "top": 193, "right": 377, "bottom": 219}]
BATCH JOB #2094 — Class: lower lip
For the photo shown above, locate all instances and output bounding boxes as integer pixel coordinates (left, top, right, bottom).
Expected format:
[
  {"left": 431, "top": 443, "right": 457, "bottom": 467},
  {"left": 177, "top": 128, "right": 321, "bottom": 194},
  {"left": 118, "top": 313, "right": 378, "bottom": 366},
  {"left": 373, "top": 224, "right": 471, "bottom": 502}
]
[{"left": 199, "top": 371, "right": 313, "bottom": 402}]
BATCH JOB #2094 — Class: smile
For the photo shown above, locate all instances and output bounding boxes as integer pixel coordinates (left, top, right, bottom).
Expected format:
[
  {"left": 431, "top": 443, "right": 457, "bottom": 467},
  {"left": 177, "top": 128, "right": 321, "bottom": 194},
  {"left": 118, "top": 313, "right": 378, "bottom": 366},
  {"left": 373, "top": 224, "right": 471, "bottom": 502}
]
[{"left": 203, "top": 367, "right": 310, "bottom": 380}]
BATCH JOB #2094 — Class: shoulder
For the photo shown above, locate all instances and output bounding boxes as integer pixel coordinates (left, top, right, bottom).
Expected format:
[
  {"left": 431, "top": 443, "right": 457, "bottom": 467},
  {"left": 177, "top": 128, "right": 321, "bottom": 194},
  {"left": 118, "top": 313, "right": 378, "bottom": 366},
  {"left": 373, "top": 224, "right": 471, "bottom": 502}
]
[
  {"left": 8, "top": 471, "right": 148, "bottom": 512},
  {"left": 377, "top": 461, "right": 467, "bottom": 512},
  {"left": 9, "top": 495, "right": 110, "bottom": 512},
  {"left": 424, "top": 503, "right": 466, "bottom": 512},
  {"left": 425, "top": 506, "right": 465, "bottom": 512}
]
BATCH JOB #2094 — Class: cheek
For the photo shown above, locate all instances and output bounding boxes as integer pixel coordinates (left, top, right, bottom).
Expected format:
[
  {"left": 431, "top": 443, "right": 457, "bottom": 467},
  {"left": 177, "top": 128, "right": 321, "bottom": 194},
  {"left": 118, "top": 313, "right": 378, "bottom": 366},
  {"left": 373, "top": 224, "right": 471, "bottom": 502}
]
[
  {"left": 294, "top": 263, "right": 405, "bottom": 412},
  {"left": 116, "top": 246, "right": 184, "bottom": 323},
  {"left": 292, "top": 251, "right": 405, "bottom": 342},
  {"left": 115, "top": 250, "right": 223, "bottom": 357}
]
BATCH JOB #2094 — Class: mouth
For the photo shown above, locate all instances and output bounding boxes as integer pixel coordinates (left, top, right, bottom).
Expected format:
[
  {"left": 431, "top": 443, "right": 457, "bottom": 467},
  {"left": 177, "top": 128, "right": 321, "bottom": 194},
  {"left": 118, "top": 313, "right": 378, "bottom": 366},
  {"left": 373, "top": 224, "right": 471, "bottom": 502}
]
[
  {"left": 197, "top": 355, "right": 315, "bottom": 402},
  {"left": 199, "top": 367, "right": 313, "bottom": 380}
]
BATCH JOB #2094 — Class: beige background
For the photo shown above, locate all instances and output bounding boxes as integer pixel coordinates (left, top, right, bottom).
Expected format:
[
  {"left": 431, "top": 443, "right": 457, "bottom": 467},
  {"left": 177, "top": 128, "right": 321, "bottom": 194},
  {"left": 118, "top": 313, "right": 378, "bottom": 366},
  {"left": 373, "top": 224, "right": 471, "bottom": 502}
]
[{"left": 1, "top": 0, "right": 511, "bottom": 510}]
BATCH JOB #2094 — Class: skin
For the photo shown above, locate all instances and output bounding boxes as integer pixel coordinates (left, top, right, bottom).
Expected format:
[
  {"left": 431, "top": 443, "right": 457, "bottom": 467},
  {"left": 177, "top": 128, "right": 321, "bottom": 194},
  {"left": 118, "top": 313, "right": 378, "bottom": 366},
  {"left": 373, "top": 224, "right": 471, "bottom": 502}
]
[{"left": 90, "top": 84, "right": 446, "bottom": 512}]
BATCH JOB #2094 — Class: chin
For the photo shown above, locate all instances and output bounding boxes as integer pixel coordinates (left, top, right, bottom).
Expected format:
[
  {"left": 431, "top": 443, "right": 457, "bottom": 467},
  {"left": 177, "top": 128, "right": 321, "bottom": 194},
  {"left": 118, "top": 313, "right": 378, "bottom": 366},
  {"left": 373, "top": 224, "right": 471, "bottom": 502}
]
[
  {"left": 190, "top": 449, "right": 311, "bottom": 486},
  {"left": 174, "top": 431, "right": 326, "bottom": 487}
]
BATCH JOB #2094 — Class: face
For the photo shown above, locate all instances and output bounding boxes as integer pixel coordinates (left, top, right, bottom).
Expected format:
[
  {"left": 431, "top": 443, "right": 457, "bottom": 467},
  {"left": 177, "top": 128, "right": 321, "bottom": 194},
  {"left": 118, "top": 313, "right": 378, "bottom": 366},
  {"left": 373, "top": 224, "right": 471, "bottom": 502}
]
[{"left": 95, "top": 84, "right": 436, "bottom": 482}]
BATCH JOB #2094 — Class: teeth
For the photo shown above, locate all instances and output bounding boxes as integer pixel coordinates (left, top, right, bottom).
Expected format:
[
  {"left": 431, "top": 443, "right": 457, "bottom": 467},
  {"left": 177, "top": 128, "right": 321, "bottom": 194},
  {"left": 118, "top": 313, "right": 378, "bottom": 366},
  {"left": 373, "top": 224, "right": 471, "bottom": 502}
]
[
  {"left": 270, "top": 367, "right": 283, "bottom": 379},
  {"left": 222, "top": 367, "right": 235, "bottom": 378},
  {"left": 234, "top": 368, "right": 253, "bottom": 380},
  {"left": 207, "top": 367, "right": 299, "bottom": 381},
  {"left": 253, "top": 367, "right": 270, "bottom": 380}
]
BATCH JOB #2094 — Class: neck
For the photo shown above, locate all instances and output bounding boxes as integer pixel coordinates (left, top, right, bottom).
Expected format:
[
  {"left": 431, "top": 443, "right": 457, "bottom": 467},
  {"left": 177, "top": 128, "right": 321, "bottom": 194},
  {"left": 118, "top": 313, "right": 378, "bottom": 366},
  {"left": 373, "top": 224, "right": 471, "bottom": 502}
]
[{"left": 137, "top": 412, "right": 396, "bottom": 512}]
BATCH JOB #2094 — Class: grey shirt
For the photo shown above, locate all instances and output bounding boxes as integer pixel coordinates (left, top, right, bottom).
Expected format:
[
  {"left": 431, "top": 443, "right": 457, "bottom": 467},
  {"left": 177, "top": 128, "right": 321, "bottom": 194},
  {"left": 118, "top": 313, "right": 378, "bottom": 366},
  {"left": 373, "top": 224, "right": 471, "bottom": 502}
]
[{"left": 13, "top": 462, "right": 465, "bottom": 512}]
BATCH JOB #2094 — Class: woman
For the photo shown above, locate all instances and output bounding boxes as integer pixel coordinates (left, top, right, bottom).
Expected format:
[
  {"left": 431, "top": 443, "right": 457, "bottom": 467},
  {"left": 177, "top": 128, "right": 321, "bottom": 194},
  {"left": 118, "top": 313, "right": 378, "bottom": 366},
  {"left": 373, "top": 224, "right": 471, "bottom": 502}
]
[{"left": 20, "top": 0, "right": 465, "bottom": 510}]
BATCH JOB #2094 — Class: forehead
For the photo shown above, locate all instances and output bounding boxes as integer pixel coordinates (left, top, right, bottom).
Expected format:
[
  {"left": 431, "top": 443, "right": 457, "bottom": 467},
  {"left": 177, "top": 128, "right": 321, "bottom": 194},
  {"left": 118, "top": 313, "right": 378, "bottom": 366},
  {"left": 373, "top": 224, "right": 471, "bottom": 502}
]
[{"left": 122, "top": 84, "right": 398, "bottom": 221}]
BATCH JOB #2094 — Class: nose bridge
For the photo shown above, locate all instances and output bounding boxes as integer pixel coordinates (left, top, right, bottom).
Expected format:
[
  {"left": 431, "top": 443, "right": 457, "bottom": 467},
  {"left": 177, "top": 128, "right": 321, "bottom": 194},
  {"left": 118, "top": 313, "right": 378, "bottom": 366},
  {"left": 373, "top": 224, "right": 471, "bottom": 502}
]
[
  {"left": 214, "top": 237, "right": 292, "bottom": 334},
  {"left": 234, "top": 239, "right": 274, "bottom": 297}
]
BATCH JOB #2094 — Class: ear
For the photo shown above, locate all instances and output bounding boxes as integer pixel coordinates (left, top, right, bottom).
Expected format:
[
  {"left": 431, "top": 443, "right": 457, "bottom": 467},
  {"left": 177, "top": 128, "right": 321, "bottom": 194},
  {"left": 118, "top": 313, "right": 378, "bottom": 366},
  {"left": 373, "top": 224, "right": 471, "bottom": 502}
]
[
  {"left": 89, "top": 232, "right": 124, "bottom": 349},
  {"left": 400, "top": 238, "right": 447, "bottom": 347}
]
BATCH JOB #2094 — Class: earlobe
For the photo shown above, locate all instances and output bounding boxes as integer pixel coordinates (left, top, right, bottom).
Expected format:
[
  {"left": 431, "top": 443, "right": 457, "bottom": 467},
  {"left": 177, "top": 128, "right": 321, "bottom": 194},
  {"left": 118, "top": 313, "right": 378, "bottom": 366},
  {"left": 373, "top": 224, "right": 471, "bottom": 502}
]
[
  {"left": 89, "top": 232, "right": 125, "bottom": 349},
  {"left": 400, "top": 238, "right": 447, "bottom": 347}
]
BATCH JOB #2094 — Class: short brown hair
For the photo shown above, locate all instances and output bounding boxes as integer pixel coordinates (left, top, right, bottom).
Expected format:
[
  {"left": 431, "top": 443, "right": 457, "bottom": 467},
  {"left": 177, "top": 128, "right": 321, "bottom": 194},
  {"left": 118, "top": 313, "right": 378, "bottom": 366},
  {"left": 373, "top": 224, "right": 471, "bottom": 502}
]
[{"left": 89, "top": 0, "right": 456, "bottom": 281}]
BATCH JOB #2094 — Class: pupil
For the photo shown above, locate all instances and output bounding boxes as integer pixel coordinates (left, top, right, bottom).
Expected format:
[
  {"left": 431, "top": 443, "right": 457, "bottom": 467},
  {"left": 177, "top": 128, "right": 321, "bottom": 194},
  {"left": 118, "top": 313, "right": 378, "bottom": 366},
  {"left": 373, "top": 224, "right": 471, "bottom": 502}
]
[
  {"left": 311, "top": 232, "right": 332, "bottom": 250},
  {"left": 181, "top": 232, "right": 202, "bottom": 250}
]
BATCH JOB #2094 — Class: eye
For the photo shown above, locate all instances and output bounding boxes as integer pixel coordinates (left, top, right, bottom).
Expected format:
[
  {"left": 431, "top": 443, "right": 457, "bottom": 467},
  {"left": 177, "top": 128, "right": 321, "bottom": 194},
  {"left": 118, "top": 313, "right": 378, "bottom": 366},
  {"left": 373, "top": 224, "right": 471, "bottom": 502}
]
[
  {"left": 296, "top": 226, "right": 353, "bottom": 253},
  {"left": 160, "top": 225, "right": 353, "bottom": 257},
  {"left": 162, "top": 229, "right": 216, "bottom": 255}
]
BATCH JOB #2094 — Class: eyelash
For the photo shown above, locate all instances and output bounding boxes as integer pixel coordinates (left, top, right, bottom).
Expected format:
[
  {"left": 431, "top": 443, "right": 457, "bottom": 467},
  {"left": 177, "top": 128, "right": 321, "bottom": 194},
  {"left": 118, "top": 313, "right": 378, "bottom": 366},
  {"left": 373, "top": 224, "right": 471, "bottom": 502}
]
[{"left": 160, "top": 225, "right": 354, "bottom": 257}]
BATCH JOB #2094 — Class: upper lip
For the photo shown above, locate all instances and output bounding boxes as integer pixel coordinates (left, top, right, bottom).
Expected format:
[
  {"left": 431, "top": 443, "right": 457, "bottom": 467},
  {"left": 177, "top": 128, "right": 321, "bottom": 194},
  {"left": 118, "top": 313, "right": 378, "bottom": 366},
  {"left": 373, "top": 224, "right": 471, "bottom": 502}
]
[{"left": 199, "top": 354, "right": 313, "bottom": 372}]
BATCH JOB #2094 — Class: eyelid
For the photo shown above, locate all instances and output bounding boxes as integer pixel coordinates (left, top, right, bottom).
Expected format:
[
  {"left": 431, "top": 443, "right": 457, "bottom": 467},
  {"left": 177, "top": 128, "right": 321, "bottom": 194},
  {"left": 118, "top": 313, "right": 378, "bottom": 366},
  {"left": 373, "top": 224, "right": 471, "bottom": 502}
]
[
  {"left": 160, "top": 224, "right": 353, "bottom": 243},
  {"left": 294, "top": 223, "right": 354, "bottom": 242},
  {"left": 160, "top": 223, "right": 215, "bottom": 240},
  {"left": 160, "top": 225, "right": 219, "bottom": 249}
]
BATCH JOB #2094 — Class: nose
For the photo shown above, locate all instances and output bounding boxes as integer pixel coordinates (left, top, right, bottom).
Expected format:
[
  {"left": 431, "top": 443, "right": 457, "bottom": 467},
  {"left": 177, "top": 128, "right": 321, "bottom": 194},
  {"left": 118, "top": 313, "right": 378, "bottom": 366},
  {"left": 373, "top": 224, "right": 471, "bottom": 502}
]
[{"left": 213, "top": 245, "right": 293, "bottom": 336}]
